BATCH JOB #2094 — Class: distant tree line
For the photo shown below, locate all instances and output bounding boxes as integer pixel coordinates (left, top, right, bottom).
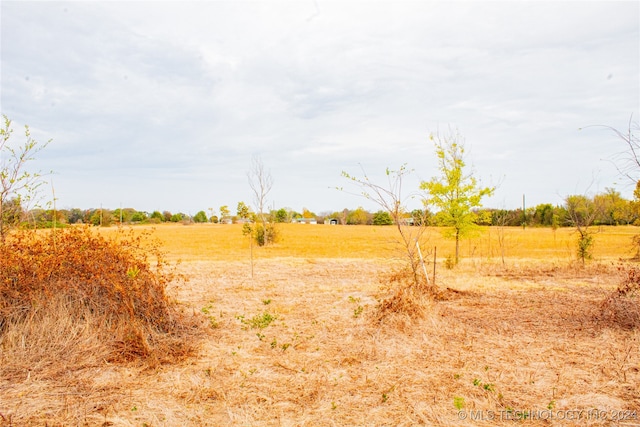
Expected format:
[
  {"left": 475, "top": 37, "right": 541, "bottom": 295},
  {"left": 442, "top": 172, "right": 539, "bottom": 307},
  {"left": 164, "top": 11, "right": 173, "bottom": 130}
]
[{"left": 3, "top": 186, "right": 638, "bottom": 230}]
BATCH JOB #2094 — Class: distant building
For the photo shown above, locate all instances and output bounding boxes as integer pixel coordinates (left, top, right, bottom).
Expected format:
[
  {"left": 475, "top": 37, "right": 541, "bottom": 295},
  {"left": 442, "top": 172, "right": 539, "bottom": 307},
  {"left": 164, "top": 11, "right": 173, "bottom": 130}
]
[
  {"left": 397, "top": 217, "right": 415, "bottom": 226},
  {"left": 295, "top": 217, "right": 317, "bottom": 224}
]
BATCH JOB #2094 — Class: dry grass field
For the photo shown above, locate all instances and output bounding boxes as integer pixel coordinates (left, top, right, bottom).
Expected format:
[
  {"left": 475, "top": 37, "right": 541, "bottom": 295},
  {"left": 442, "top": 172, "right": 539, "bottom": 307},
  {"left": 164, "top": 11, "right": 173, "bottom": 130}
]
[{"left": 1, "top": 223, "right": 639, "bottom": 426}]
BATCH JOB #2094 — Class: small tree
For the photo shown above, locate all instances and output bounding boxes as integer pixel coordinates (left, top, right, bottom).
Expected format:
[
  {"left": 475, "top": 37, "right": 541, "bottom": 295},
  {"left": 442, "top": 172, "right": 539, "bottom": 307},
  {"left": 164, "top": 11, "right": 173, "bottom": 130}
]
[
  {"left": 247, "top": 156, "right": 277, "bottom": 246},
  {"left": 248, "top": 156, "right": 272, "bottom": 225},
  {"left": 565, "top": 194, "right": 600, "bottom": 265},
  {"left": 219, "top": 205, "right": 230, "bottom": 223},
  {"left": 301, "top": 207, "right": 316, "bottom": 219},
  {"left": 0, "top": 115, "right": 50, "bottom": 242},
  {"left": 237, "top": 201, "right": 251, "bottom": 221},
  {"left": 342, "top": 164, "right": 431, "bottom": 288},
  {"left": 274, "top": 208, "right": 288, "bottom": 223},
  {"left": 420, "top": 128, "right": 494, "bottom": 265},
  {"left": 346, "top": 206, "right": 370, "bottom": 225}
]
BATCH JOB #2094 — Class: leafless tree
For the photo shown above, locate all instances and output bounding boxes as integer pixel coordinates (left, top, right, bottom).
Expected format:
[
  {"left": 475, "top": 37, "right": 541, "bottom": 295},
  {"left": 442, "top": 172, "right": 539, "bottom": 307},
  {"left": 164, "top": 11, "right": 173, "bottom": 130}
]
[
  {"left": 247, "top": 156, "right": 276, "bottom": 245},
  {"left": 493, "top": 209, "right": 510, "bottom": 267},
  {"left": 584, "top": 115, "right": 640, "bottom": 259},
  {"left": 584, "top": 114, "right": 639, "bottom": 184},
  {"left": 248, "top": 157, "right": 272, "bottom": 222},
  {"left": 341, "top": 164, "right": 433, "bottom": 289}
]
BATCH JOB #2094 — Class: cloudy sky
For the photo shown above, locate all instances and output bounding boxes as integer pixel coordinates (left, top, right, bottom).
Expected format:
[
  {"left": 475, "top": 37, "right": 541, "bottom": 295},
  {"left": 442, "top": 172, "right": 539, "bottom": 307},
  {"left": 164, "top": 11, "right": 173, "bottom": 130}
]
[{"left": 1, "top": 1, "right": 638, "bottom": 215}]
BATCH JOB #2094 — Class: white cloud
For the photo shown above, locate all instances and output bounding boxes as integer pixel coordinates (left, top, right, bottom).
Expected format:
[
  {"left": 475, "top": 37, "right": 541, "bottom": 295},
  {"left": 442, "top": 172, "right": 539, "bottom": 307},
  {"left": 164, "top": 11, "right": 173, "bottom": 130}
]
[{"left": 1, "top": 0, "right": 638, "bottom": 213}]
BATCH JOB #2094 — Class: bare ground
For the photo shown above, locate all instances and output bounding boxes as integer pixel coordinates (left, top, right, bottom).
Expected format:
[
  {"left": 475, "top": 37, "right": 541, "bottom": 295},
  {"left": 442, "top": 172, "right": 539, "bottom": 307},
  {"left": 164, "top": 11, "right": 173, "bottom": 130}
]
[{"left": 1, "top": 258, "right": 639, "bottom": 426}]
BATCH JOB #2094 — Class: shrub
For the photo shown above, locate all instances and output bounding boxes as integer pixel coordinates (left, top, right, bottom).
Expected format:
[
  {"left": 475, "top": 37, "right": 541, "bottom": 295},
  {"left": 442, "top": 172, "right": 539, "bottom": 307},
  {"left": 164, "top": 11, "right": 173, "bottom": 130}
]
[
  {"left": 373, "top": 267, "right": 434, "bottom": 323},
  {"left": 193, "top": 210, "right": 208, "bottom": 223},
  {"left": 372, "top": 210, "right": 393, "bottom": 225},
  {"left": 170, "top": 213, "right": 184, "bottom": 222},
  {"left": 0, "top": 226, "right": 202, "bottom": 367},
  {"left": 150, "top": 210, "right": 165, "bottom": 222},
  {"left": 252, "top": 223, "right": 279, "bottom": 247},
  {"left": 601, "top": 266, "right": 640, "bottom": 329}
]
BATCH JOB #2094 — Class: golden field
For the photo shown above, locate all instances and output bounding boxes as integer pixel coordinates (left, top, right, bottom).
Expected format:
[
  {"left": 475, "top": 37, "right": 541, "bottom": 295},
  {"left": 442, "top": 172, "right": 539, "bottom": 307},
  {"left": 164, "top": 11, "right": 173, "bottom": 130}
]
[
  {"left": 103, "top": 222, "right": 640, "bottom": 262},
  {"left": 2, "top": 223, "right": 639, "bottom": 426}
]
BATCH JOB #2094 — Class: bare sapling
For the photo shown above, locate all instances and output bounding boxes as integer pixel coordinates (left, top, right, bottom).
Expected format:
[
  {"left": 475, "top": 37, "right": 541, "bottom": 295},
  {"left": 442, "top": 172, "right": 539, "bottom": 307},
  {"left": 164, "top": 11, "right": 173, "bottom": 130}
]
[
  {"left": 247, "top": 156, "right": 278, "bottom": 246},
  {"left": 0, "top": 115, "right": 51, "bottom": 242},
  {"left": 584, "top": 115, "right": 640, "bottom": 259},
  {"left": 341, "top": 164, "right": 433, "bottom": 291}
]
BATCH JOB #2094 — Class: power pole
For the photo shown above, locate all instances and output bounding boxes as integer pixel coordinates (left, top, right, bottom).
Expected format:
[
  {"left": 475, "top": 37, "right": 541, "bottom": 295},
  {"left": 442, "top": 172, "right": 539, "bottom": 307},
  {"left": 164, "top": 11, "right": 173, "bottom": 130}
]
[{"left": 522, "top": 194, "right": 526, "bottom": 229}]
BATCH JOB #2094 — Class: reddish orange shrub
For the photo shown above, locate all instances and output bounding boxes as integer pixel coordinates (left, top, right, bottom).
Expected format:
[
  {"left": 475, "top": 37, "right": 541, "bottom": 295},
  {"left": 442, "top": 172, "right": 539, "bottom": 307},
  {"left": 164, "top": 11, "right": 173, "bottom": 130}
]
[{"left": 0, "top": 226, "right": 200, "bottom": 363}]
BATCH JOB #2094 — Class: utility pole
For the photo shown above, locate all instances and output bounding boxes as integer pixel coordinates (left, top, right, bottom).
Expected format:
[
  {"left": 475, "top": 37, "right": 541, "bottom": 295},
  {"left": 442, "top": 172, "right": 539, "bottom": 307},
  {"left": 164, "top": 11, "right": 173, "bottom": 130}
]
[{"left": 522, "top": 194, "right": 526, "bottom": 229}]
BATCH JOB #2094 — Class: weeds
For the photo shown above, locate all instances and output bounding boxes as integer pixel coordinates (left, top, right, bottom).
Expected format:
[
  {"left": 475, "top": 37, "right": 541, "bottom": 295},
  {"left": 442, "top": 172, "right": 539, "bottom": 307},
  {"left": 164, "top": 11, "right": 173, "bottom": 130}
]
[
  {"left": 201, "top": 302, "right": 219, "bottom": 329},
  {"left": 453, "top": 396, "right": 465, "bottom": 410},
  {"left": 353, "top": 305, "right": 364, "bottom": 318},
  {"left": 239, "top": 312, "right": 276, "bottom": 329},
  {"left": 348, "top": 295, "right": 364, "bottom": 318}
]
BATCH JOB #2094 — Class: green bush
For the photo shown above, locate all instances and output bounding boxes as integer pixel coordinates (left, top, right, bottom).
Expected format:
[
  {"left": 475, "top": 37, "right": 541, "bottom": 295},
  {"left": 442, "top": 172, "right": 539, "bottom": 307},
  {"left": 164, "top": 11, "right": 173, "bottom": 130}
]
[{"left": 193, "top": 210, "right": 208, "bottom": 223}]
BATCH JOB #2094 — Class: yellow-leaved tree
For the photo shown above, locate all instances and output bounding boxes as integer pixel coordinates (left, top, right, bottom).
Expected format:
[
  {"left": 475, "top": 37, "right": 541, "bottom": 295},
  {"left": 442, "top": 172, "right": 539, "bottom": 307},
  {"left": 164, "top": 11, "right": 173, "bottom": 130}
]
[{"left": 420, "top": 128, "right": 494, "bottom": 265}]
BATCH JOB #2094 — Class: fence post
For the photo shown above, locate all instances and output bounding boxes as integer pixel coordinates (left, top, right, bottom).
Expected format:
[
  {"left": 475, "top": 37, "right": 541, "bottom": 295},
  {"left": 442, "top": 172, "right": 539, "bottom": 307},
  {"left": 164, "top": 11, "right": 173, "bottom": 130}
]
[{"left": 416, "top": 241, "right": 430, "bottom": 285}]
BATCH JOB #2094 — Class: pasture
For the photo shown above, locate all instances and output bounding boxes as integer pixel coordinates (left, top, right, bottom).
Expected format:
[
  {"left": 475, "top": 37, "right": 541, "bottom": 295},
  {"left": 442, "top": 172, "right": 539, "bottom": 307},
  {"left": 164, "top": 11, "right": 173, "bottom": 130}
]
[{"left": 1, "top": 223, "right": 639, "bottom": 426}]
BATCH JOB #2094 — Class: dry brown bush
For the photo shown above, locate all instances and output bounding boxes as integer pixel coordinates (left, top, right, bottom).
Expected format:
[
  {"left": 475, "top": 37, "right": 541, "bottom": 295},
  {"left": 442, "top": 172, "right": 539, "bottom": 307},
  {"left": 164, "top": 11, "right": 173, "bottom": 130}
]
[
  {"left": 0, "top": 226, "right": 204, "bottom": 375},
  {"left": 373, "top": 267, "right": 436, "bottom": 323},
  {"left": 601, "top": 265, "right": 640, "bottom": 329}
]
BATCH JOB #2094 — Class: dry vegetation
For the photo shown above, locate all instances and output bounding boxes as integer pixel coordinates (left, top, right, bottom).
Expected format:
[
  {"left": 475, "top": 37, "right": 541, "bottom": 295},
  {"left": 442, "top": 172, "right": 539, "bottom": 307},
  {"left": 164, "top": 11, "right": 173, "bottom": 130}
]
[{"left": 1, "top": 223, "right": 639, "bottom": 426}]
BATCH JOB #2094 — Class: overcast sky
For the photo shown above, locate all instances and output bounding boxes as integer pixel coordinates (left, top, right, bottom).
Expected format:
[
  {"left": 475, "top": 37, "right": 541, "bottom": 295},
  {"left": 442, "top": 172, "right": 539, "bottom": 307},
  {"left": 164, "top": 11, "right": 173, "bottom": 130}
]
[{"left": 1, "top": 1, "right": 638, "bottom": 215}]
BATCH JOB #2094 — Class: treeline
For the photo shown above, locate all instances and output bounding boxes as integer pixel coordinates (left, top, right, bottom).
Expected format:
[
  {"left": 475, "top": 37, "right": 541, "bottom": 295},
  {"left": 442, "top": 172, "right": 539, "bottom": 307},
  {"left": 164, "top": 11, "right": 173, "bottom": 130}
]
[
  {"left": 487, "top": 188, "right": 638, "bottom": 227},
  {"left": 6, "top": 187, "right": 638, "bottom": 228}
]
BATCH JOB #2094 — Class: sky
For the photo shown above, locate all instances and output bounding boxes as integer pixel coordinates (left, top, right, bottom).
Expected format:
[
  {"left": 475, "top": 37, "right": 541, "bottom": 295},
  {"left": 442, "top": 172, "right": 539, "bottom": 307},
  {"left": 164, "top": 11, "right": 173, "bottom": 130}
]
[{"left": 1, "top": 1, "right": 639, "bottom": 216}]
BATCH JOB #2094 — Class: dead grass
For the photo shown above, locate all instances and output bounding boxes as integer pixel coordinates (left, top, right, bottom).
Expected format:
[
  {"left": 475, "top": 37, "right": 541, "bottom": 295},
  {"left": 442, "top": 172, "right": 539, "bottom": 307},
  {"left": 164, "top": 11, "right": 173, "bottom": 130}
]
[
  {"left": 102, "top": 223, "right": 640, "bottom": 264},
  {"left": 1, "top": 224, "right": 639, "bottom": 426}
]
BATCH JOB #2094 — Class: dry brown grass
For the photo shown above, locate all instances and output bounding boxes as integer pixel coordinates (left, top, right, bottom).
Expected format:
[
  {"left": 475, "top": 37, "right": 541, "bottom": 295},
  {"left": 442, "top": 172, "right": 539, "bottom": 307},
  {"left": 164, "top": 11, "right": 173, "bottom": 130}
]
[
  {"left": 1, "top": 224, "right": 639, "bottom": 426},
  {"left": 104, "top": 223, "right": 640, "bottom": 263}
]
